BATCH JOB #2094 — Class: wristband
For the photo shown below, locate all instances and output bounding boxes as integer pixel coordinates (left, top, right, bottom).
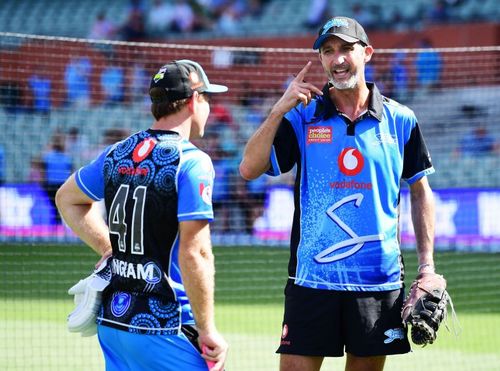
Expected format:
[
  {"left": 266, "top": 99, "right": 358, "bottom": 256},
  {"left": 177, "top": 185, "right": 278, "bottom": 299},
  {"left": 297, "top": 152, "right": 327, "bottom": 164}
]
[{"left": 417, "top": 263, "right": 435, "bottom": 273}]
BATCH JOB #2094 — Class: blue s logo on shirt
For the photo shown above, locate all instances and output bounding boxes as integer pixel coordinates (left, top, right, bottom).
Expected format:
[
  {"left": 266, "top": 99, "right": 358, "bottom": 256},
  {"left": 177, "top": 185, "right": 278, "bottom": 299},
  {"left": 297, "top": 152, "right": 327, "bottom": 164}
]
[{"left": 314, "top": 194, "right": 384, "bottom": 263}]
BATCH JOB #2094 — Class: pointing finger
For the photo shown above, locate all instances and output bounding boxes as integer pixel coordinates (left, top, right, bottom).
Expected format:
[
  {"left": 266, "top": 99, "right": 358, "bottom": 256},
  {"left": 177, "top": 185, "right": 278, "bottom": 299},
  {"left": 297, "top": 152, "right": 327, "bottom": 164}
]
[{"left": 294, "top": 61, "right": 312, "bottom": 82}]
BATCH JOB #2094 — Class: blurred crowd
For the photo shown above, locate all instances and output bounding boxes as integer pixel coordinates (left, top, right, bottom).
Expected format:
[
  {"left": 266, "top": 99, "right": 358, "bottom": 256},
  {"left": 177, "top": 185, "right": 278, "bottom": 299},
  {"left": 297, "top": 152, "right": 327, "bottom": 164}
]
[
  {"left": 87, "top": 0, "right": 474, "bottom": 42},
  {"left": 89, "top": 0, "right": 271, "bottom": 41}
]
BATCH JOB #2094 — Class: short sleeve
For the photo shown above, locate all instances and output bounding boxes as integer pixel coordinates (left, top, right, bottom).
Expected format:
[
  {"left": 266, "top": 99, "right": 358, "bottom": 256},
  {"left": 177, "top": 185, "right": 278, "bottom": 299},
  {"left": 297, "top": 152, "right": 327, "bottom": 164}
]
[
  {"left": 402, "top": 123, "right": 435, "bottom": 184},
  {"left": 75, "top": 146, "right": 111, "bottom": 200},
  {"left": 266, "top": 116, "right": 300, "bottom": 176},
  {"left": 177, "top": 150, "right": 215, "bottom": 221}
]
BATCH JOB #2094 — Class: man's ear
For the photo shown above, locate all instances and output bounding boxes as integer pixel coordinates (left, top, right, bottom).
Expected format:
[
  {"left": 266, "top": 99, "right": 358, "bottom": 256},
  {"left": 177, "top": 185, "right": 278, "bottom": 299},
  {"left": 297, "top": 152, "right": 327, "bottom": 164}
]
[
  {"left": 188, "top": 92, "right": 198, "bottom": 112},
  {"left": 364, "top": 45, "right": 374, "bottom": 63}
]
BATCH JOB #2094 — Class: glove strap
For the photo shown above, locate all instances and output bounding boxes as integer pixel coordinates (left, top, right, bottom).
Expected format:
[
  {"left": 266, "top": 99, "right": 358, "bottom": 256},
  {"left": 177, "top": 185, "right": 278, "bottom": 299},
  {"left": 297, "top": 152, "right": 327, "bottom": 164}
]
[{"left": 445, "top": 291, "right": 462, "bottom": 338}]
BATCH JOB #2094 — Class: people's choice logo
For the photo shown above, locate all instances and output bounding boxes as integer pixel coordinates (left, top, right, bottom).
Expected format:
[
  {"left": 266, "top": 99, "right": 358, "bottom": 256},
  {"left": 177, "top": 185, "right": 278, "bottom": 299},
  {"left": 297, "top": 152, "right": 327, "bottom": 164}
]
[
  {"left": 338, "top": 147, "right": 364, "bottom": 176},
  {"left": 307, "top": 126, "right": 332, "bottom": 144},
  {"left": 133, "top": 138, "right": 157, "bottom": 163}
]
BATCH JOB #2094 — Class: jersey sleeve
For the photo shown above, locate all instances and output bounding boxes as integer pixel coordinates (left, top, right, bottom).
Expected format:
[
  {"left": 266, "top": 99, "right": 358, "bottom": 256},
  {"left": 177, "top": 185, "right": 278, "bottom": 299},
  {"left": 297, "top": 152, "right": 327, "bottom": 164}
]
[
  {"left": 402, "top": 122, "right": 435, "bottom": 184},
  {"left": 75, "top": 146, "right": 111, "bottom": 200},
  {"left": 177, "top": 150, "right": 214, "bottom": 222},
  {"left": 266, "top": 114, "right": 300, "bottom": 176}
]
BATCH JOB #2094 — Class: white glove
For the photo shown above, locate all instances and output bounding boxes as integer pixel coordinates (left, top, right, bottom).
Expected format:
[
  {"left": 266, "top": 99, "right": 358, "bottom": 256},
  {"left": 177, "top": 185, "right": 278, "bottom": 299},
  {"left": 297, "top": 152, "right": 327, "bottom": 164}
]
[{"left": 67, "top": 257, "right": 111, "bottom": 337}]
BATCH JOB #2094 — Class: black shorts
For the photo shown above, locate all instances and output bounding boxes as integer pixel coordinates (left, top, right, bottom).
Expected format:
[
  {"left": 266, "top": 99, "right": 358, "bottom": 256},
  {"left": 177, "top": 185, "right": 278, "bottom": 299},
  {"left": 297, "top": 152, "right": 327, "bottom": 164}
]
[{"left": 276, "top": 280, "right": 411, "bottom": 357}]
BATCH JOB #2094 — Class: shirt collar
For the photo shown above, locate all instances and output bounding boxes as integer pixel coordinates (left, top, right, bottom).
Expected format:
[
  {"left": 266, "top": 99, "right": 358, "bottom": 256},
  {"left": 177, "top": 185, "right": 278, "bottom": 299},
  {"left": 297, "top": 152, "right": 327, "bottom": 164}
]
[{"left": 318, "top": 82, "right": 384, "bottom": 121}]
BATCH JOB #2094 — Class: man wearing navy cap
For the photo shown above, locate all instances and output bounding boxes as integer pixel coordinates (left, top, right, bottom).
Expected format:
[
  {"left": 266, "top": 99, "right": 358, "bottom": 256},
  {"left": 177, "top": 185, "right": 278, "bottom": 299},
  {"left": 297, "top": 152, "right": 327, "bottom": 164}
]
[
  {"left": 241, "top": 17, "right": 437, "bottom": 371},
  {"left": 56, "top": 60, "right": 228, "bottom": 370}
]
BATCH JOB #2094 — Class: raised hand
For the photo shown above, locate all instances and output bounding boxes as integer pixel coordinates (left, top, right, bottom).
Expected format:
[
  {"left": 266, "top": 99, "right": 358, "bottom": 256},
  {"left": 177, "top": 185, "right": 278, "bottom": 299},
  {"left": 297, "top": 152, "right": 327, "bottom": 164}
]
[{"left": 274, "top": 61, "right": 323, "bottom": 114}]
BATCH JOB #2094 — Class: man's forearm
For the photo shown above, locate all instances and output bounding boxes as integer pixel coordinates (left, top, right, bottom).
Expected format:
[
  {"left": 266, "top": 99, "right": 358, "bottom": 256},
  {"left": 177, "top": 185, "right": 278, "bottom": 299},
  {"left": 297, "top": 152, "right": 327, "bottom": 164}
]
[
  {"left": 56, "top": 175, "right": 111, "bottom": 256},
  {"left": 179, "top": 246, "right": 216, "bottom": 333},
  {"left": 59, "top": 202, "right": 111, "bottom": 256},
  {"left": 410, "top": 179, "right": 436, "bottom": 268}
]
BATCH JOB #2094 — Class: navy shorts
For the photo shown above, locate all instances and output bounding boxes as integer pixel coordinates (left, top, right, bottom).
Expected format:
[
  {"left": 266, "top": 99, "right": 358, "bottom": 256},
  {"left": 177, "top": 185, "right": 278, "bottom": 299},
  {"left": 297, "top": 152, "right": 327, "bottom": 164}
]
[{"left": 276, "top": 280, "right": 411, "bottom": 357}]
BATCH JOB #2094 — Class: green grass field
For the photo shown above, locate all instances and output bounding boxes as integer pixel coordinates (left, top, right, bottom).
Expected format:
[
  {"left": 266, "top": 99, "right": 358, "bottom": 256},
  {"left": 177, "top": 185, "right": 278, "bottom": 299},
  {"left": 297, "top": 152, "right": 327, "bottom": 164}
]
[{"left": 1, "top": 244, "right": 499, "bottom": 370}]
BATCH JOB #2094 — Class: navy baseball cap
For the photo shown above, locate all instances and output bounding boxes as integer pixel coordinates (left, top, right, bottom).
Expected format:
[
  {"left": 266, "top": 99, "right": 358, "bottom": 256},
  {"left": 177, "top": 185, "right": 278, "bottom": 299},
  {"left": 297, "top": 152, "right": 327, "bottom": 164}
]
[
  {"left": 313, "top": 17, "right": 370, "bottom": 50},
  {"left": 150, "top": 59, "right": 228, "bottom": 103}
]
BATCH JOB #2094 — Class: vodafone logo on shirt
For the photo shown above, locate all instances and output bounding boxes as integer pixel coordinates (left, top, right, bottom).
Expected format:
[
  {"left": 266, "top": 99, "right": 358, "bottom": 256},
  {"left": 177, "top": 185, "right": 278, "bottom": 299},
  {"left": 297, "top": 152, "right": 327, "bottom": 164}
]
[
  {"left": 133, "top": 138, "right": 157, "bottom": 163},
  {"left": 338, "top": 147, "right": 364, "bottom": 176},
  {"left": 307, "top": 126, "right": 332, "bottom": 144}
]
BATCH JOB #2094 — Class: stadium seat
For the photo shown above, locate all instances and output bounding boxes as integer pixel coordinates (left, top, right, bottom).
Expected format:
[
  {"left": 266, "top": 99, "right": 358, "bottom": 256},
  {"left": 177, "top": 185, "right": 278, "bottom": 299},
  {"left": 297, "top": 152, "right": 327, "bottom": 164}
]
[{"left": 0, "top": 0, "right": 497, "bottom": 39}]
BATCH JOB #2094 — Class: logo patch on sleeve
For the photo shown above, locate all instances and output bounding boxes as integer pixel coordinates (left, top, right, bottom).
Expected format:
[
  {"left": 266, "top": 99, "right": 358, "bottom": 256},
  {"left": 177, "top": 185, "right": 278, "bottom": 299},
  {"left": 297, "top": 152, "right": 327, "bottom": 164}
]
[
  {"left": 307, "top": 126, "right": 332, "bottom": 144},
  {"left": 199, "top": 183, "right": 212, "bottom": 205}
]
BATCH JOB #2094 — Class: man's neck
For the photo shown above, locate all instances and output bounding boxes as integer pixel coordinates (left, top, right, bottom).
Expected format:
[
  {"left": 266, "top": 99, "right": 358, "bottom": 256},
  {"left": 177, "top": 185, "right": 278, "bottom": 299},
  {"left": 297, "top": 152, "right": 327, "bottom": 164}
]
[
  {"left": 330, "top": 84, "right": 370, "bottom": 122},
  {"left": 151, "top": 111, "right": 191, "bottom": 140}
]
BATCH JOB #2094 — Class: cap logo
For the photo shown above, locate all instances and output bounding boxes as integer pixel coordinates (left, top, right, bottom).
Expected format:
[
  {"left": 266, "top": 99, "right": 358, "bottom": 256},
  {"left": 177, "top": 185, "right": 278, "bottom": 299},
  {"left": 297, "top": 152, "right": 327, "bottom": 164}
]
[
  {"left": 153, "top": 65, "right": 167, "bottom": 83},
  {"left": 189, "top": 71, "right": 204, "bottom": 90},
  {"left": 321, "top": 18, "right": 349, "bottom": 35}
]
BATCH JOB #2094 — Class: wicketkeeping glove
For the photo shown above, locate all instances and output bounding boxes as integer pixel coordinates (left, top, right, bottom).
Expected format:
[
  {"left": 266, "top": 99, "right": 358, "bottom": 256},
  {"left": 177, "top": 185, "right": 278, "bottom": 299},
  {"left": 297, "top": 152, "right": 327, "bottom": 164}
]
[
  {"left": 401, "top": 272, "right": 450, "bottom": 346},
  {"left": 67, "top": 257, "right": 111, "bottom": 337}
]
